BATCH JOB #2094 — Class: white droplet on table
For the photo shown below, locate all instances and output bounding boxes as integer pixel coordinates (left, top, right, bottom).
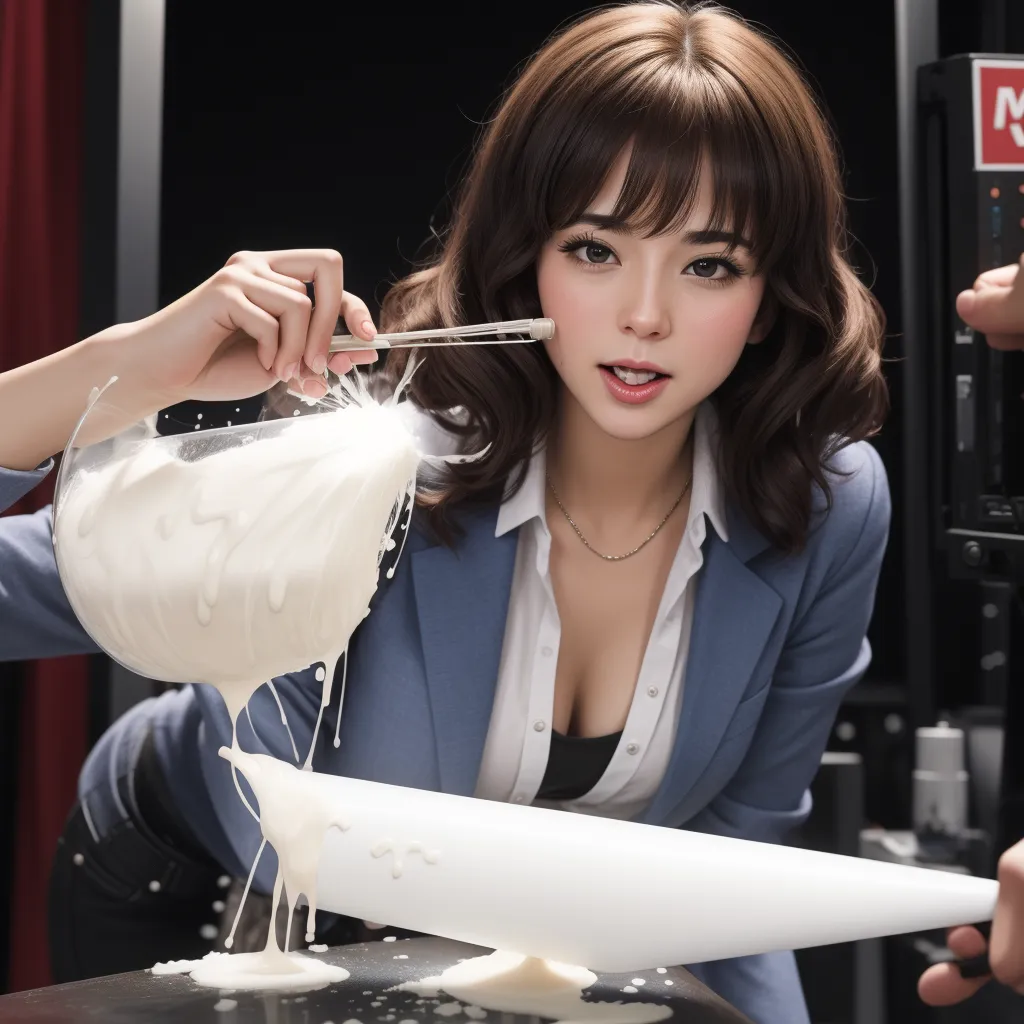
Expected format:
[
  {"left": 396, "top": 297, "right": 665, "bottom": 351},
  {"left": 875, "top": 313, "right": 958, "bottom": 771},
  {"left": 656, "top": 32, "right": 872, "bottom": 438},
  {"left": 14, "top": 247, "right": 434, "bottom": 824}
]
[
  {"left": 656, "top": 968, "right": 667, "bottom": 974},
  {"left": 148, "top": 880, "right": 161, "bottom": 892},
  {"left": 631, "top": 978, "right": 646, "bottom": 985},
  {"left": 383, "top": 935, "right": 397, "bottom": 942},
  {"left": 622, "top": 986, "right": 638, "bottom": 994},
  {"left": 213, "top": 998, "right": 237, "bottom": 1012},
  {"left": 664, "top": 980, "right": 674, "bottom": 987},
  {"left": 394, "top": 954, "right": 408, "bottom": 959}
]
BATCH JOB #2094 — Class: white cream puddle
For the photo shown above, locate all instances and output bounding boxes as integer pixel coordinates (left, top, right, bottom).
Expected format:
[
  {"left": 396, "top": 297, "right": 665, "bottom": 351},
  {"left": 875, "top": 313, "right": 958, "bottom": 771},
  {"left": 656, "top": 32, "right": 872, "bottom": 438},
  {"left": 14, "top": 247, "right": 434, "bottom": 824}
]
[{"left": 398, "top": 951, "right": 672, "bottom": 1024}]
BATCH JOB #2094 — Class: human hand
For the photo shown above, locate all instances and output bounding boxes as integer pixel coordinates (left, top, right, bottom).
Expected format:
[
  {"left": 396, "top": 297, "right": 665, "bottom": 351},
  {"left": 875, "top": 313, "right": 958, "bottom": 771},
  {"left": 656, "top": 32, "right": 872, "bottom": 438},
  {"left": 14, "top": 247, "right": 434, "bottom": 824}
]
[
  {"left": 957, "top": 255, "right": 1024, "bottom": 350},
  {"left": 918, "top": 840, "right": 1024, "bottom": 1005},
  {"left": 99, "top": 248, "right": 378, "bottom": 409}
]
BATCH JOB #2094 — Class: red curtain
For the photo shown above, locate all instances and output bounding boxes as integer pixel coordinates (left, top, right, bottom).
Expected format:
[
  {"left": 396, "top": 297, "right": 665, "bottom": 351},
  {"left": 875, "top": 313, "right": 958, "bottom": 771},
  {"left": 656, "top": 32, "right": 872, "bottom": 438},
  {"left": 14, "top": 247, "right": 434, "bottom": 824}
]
[{"left": 0, "top": 0, "right": 89, "bottom": 993}]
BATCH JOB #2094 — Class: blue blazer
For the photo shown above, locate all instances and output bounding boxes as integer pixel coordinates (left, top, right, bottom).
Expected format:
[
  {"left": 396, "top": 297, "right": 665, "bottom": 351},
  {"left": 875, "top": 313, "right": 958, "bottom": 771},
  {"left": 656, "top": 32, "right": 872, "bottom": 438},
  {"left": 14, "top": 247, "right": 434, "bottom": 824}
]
[{"left": 0, "top": 440, "right": 891, "bottom": 1024}]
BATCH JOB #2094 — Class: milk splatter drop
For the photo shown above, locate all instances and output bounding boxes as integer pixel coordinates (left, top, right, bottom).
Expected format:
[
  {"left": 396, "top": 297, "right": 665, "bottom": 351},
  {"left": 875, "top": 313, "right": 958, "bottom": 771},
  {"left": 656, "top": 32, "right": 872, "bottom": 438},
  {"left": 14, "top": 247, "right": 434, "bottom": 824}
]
[{"left": 371, "top": 838, "right": 441, "bottom": 879}]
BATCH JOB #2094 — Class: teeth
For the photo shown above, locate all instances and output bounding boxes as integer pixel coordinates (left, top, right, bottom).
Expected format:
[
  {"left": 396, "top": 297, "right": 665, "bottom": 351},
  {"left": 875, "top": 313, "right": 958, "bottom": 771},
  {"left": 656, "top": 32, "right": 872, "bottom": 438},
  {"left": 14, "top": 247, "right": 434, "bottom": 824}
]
[{"left": 611, "top": 366, "right": 659, "bottom": 385}]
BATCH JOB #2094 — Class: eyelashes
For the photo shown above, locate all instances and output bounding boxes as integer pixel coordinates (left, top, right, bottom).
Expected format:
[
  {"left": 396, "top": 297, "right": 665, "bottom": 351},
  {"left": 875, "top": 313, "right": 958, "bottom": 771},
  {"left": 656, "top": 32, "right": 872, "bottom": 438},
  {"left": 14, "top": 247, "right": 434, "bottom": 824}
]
[
  {"left": 556, "top": 231, "right": 748, "bottom": 285},
  {"left": 558, "top": 233, "right": 617, "bottom": 266}
]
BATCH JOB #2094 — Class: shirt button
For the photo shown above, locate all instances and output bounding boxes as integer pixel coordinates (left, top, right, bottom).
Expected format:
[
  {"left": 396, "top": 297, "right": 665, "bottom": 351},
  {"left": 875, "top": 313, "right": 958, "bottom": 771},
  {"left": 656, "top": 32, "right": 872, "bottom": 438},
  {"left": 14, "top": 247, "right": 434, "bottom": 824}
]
[
  {"left": 626, "top": 742, "right": 640, "bottom": 755},
  {"left": 647, "top": 686, "right": 659, "bottom": 698},
  {"left": 533, "top": 720, "right": 547, "bottom": 732},
  {"left": 541, "top": 646, "right": 553, "bottom": 657}
]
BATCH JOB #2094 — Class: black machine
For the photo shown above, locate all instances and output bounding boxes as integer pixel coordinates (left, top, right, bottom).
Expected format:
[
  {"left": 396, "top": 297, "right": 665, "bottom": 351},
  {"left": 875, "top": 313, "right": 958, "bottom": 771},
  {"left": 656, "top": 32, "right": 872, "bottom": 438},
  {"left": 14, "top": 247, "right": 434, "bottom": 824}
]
[
  {"left": 918, "top": 52, "right": 1024, "bottom": 866},
  {"left": 921, "top": 54, "right": 1024, "bottom": 556}
]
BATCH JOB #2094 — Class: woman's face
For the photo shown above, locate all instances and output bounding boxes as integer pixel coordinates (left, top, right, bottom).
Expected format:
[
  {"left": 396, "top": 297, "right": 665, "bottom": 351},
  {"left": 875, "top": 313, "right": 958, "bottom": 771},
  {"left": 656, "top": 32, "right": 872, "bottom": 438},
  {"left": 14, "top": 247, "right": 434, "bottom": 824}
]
[{"left": 536, "top": 152, "right": 769, "bottom": 442}]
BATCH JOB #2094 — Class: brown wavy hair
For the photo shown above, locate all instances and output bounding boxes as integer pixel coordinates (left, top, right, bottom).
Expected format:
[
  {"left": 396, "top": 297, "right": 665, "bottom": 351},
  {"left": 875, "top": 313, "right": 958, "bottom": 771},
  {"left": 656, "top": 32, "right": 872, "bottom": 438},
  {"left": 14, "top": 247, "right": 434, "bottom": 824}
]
[{"left": 380, "top": 0, "right": 888, "bottom": 553}]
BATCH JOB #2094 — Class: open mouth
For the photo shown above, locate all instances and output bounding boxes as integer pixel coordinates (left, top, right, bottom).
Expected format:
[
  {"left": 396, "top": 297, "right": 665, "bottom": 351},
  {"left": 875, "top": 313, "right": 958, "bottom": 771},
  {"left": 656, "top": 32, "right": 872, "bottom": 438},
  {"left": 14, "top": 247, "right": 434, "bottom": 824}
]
[{"left": 599, "top": 364, "right": 670, "bottom": 385}]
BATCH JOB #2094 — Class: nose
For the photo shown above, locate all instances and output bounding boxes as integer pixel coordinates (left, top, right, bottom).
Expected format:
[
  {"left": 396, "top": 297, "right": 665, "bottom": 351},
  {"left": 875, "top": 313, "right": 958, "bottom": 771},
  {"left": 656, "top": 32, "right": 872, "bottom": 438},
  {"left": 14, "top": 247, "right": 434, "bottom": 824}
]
[{"left": 617, "top": 268, "right": 672, "bottom": 342}]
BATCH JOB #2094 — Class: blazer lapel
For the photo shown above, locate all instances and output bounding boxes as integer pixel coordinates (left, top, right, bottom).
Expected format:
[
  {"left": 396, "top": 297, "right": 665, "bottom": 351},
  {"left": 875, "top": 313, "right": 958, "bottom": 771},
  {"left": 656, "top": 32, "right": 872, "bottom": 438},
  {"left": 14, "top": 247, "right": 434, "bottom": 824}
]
[
  {"left": 642, "top": 513, "right": 782, "bottom": 825},
  {"left": 412, "top": 507, "right": 519, "bottom": 796}
]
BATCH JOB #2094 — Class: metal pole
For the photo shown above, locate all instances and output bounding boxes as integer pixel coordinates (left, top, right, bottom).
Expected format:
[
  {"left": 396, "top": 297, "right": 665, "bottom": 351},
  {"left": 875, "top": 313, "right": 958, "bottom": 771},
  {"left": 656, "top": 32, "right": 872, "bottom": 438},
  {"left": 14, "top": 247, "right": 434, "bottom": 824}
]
[
  {"left": 894, "top": 0, "right": 940, "bottom": 730},
  {"left": 110, "top": 0, "right": 166, "bottom": 721},
  {"left": 116, "top": 0, "right": 165, "bottom": 323}
]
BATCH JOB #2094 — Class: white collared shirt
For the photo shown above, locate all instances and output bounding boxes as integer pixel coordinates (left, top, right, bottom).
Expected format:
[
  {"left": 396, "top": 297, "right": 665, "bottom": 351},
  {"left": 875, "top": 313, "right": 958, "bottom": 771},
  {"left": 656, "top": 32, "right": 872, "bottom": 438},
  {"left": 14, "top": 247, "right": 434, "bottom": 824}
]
[{"left": 473, "top": 403, "right": 728, "bottom": 820}]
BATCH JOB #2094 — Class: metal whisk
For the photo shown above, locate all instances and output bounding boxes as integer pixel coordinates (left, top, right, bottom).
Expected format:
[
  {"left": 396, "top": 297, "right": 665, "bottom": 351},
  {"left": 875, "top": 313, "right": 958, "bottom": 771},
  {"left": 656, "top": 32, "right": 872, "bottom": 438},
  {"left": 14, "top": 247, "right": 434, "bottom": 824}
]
[{"left": 329, "top": 317, "right": 555, "bottom": 352}]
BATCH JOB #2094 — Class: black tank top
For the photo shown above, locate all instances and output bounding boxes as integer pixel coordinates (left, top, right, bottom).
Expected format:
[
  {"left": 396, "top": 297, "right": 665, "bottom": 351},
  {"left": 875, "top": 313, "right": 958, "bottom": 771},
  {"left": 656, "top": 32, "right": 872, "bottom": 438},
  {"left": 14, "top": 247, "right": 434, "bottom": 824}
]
[{"left": 536, "top": 729, "right": 622, "bottom": 801}]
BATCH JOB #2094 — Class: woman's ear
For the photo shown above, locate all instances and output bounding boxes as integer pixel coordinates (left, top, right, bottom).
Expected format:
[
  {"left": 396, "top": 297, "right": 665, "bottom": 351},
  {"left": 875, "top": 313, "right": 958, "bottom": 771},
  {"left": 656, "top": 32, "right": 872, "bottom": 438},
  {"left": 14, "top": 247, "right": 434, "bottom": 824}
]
[{"left": 747, "top": 292, "right": 778, "bottom": 345}]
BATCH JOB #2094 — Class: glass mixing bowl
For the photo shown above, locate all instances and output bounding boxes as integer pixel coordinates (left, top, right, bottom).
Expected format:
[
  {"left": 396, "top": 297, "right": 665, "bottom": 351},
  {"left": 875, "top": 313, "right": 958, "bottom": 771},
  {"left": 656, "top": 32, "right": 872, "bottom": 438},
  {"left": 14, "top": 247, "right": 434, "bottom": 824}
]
[{"left": 52, "top": 377, "right": 420, "bottom": 691}]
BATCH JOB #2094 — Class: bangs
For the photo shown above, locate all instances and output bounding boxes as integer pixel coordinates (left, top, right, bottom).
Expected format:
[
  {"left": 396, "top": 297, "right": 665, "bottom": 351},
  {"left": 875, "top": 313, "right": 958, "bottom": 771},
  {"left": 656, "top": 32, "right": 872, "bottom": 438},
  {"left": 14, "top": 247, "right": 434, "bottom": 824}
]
[{"left": 526, "top": 11, "right": 821, "bottom": 275}]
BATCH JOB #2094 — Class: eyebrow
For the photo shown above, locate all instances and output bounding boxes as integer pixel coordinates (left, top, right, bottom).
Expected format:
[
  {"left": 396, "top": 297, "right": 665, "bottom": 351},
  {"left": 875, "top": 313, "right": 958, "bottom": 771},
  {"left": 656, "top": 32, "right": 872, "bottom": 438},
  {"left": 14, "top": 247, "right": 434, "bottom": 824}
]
[{"left": 574, "top": 213, "right": 752, "bottom": 251}]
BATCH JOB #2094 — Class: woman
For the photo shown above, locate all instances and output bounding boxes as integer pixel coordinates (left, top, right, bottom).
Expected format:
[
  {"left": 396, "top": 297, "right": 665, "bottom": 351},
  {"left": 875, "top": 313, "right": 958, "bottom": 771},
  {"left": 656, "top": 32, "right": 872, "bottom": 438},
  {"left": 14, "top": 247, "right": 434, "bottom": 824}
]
[{"left": 2, "top": 3, "right": 890, "bottom": 1022}]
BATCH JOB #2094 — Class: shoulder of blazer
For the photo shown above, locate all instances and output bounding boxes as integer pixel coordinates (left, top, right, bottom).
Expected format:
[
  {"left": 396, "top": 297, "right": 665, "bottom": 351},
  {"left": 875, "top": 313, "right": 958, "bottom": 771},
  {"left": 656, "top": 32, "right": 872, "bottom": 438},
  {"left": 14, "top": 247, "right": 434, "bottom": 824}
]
[{"left": 807, "top": 439, "right": 891, "bottom": 568}]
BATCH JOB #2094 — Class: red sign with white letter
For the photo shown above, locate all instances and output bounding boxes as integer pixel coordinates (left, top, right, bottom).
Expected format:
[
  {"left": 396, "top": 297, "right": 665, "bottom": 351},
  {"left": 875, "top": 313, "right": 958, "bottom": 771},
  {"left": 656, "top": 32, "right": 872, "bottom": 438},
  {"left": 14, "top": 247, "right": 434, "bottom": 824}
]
[{"left": 973, "top": 59, "right": 1024, "bottom": 170}]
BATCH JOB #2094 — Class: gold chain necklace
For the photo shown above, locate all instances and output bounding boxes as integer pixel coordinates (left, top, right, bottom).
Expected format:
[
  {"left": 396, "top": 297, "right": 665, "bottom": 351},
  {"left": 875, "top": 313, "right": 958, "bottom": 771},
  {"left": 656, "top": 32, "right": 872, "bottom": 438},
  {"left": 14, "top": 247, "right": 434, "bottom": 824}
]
[{"left": 546, "top": 473, "right": 692, "bottom": 562}]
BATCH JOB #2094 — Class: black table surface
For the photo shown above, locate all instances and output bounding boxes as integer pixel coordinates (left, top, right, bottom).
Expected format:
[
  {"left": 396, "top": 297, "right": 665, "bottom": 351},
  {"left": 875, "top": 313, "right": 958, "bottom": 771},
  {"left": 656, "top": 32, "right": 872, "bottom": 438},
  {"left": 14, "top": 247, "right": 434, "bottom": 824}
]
[{"left": 0, "top": 937, "right": 752, "bottom": 1024}]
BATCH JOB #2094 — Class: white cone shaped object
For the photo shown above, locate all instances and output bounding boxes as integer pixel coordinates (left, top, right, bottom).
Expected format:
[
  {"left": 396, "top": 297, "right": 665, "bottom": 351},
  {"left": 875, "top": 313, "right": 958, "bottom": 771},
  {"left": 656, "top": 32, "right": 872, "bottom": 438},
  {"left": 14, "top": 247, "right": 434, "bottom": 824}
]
[{"left": 305, "top": 772, "right": 997, "bottom": 973}]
